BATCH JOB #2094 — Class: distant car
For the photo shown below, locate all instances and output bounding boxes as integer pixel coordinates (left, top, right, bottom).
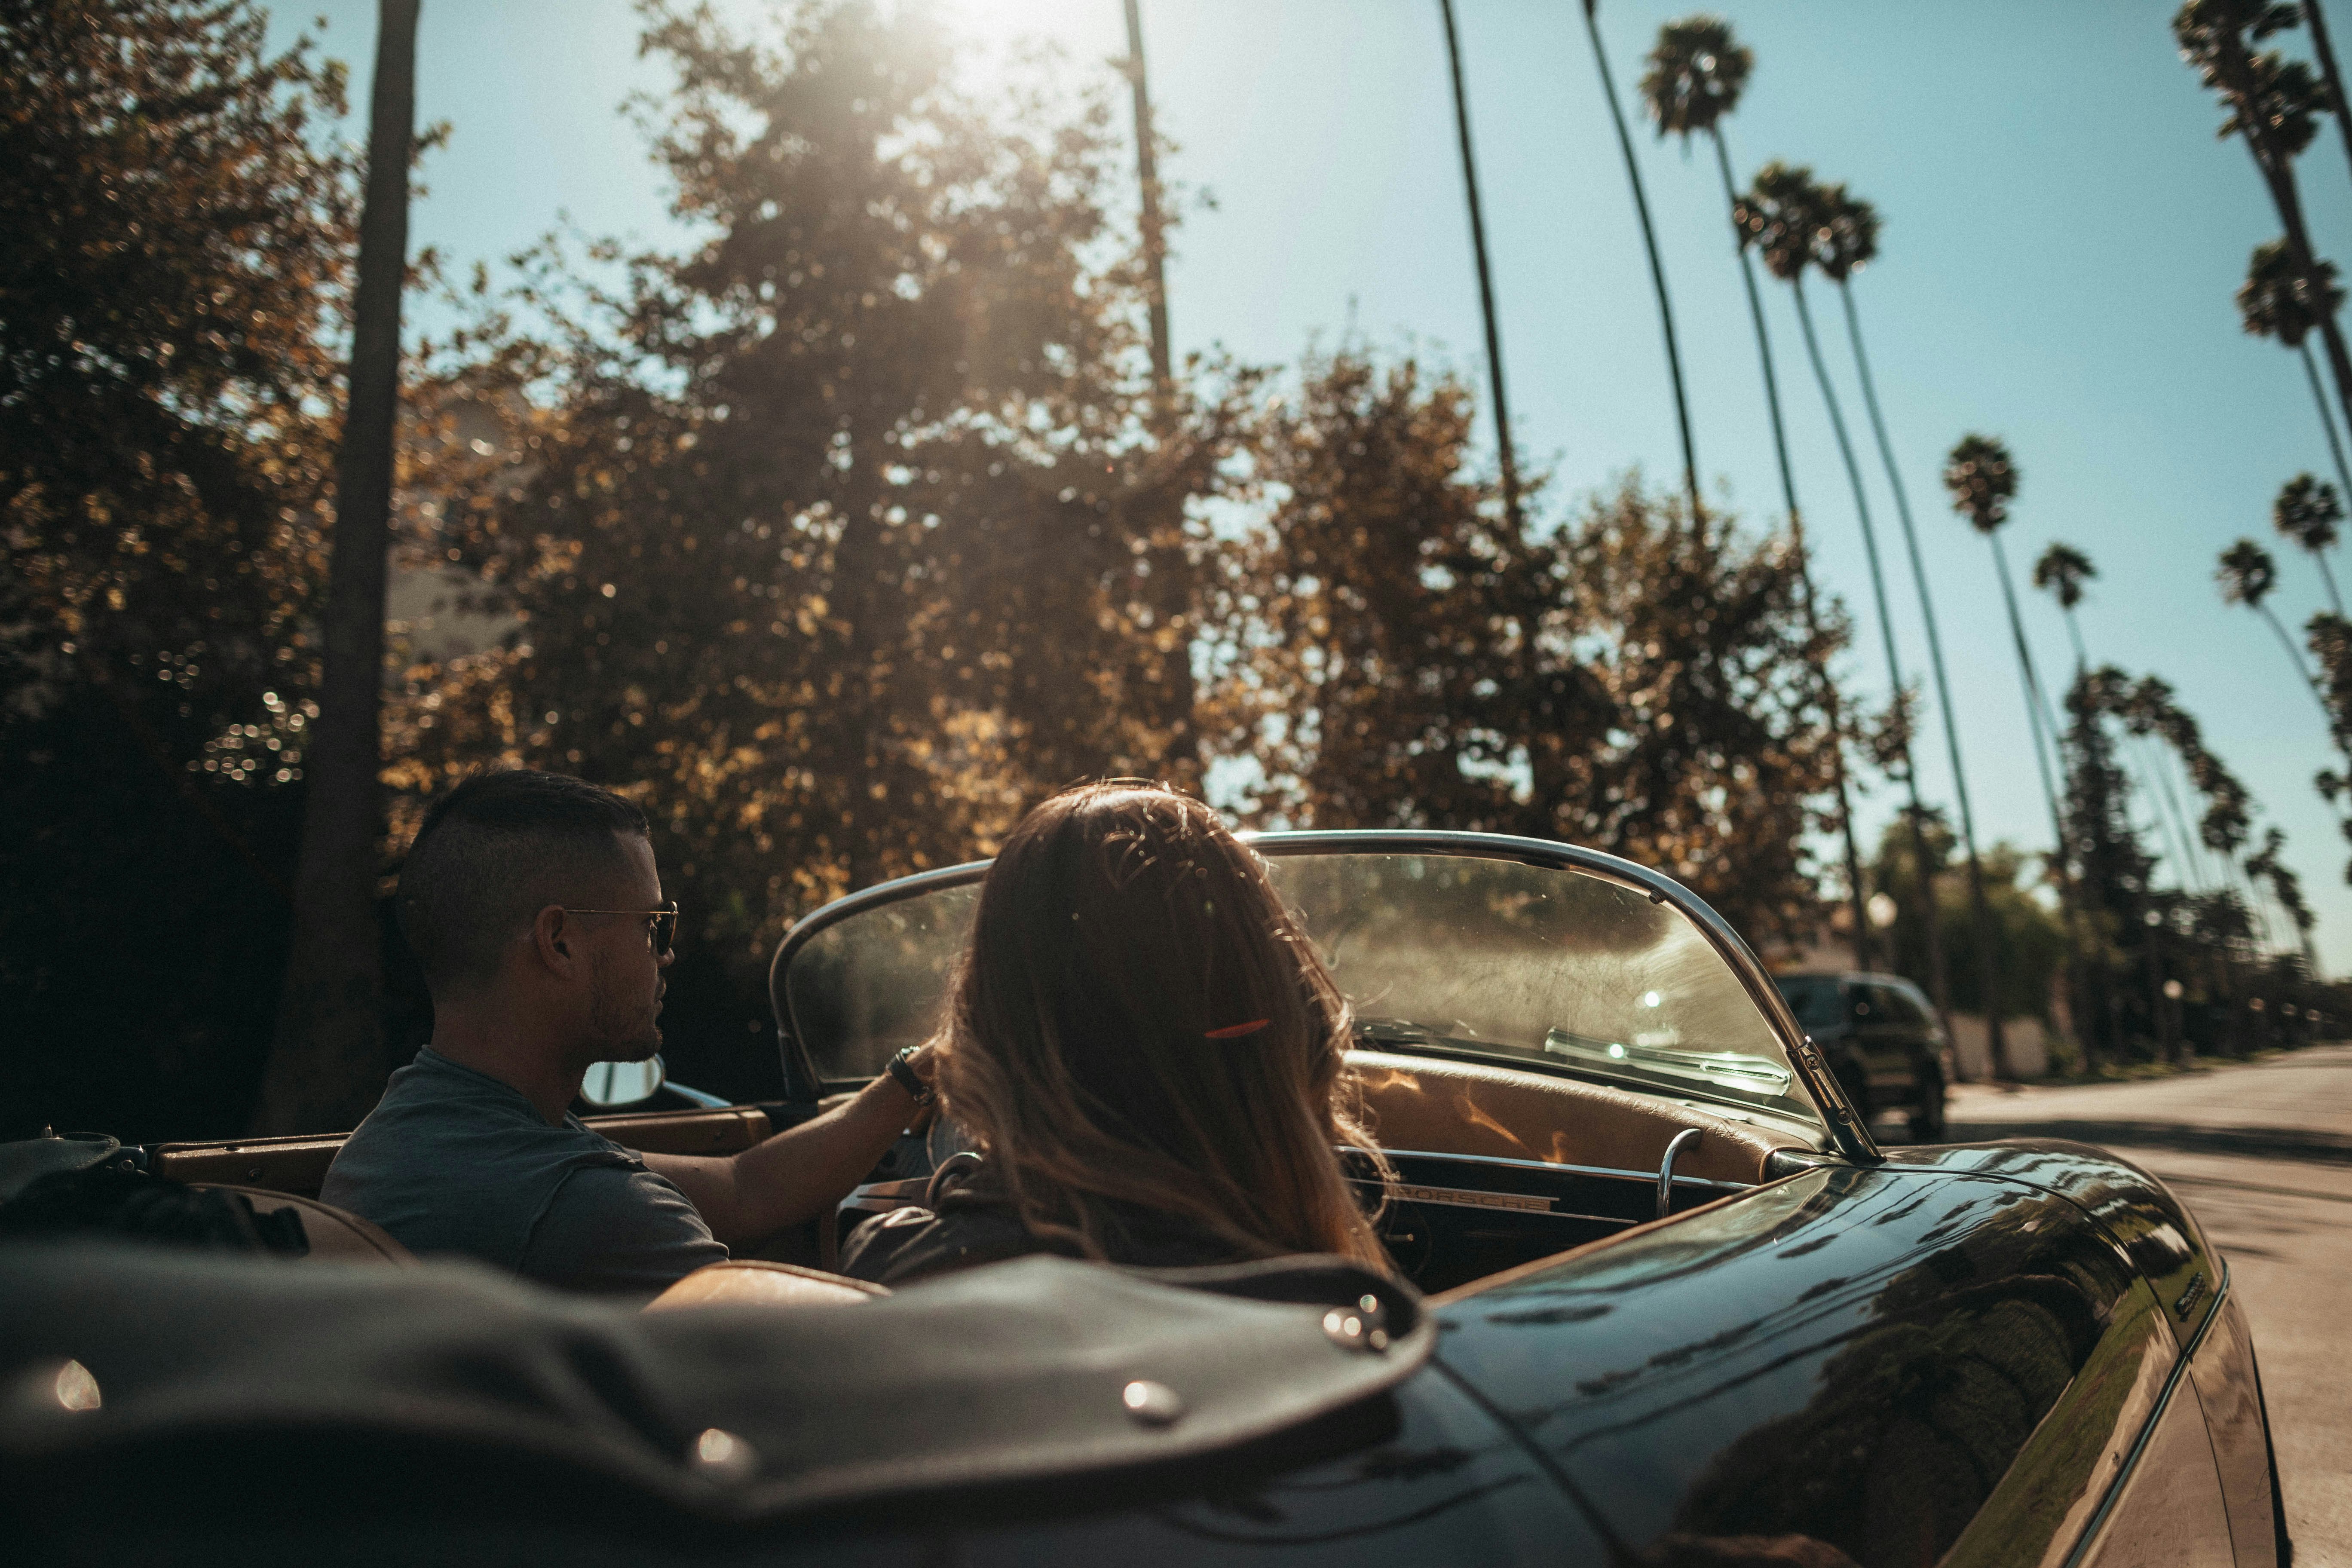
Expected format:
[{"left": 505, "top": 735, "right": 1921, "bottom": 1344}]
[
  {"left": 1774, "top": 970, "right": 1950, "bottom": 1141},
  {"left": 8, "top": 833, "right": 2284, "bottom": 1565}
]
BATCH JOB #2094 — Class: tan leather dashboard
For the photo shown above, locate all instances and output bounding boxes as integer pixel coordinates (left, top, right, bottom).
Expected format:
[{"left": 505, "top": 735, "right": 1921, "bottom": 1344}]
[{"left": 1348, "top": 1050, "right": 1807, "bottom": 1185}]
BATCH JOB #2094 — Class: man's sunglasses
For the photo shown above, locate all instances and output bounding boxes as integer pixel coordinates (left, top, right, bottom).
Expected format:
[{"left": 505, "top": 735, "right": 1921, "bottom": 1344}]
[{"left": 562, "top": 901, "right": 680, "bottom": 956}]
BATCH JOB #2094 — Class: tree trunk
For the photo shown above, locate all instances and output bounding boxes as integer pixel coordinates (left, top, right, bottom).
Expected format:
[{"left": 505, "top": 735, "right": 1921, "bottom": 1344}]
[
  {"left": 2220, "top": 36, "right": 2352, "bottom": 442},
  {"left": 1581, "top": 2, "right": 1698, "bottom": 516},
  {"left": 2299, "top": 343, "right": 2352, "bottom": 505},
  {"left": 2304, "top": 1, "right": 2352, "bottom": 196},
  {"left": 1986, "top": 530, "right": 2088, "bottom": 1068},
  {"left": 1792, "top": 277, "right": 1986, "bottom": 1065},
  {"left": 1122, "top": 0, "right": 1171, "bottom": 398},
  {"left": 1706, "top": 134, "right": 1872, "bottom": 970},
  {"left": 1835, "top": 278, "right": 2044, "bottom": 1062},
  {"left": 254, "top": 0, "right": 419, "bottom": 1134},
  {"left": 1438, "top": 0, "right": 1523, "bottom": 536}
]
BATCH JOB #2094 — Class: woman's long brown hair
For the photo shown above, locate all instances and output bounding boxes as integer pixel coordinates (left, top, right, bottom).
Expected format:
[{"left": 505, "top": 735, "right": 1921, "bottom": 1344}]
[{"left": 934, "top": 782, "right": 1394, "bottom": 1268}]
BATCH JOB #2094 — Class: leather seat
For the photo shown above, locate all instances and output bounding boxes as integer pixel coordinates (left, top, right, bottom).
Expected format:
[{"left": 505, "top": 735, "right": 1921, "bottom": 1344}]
[
  {"left": 645, "top": 1259, "right": 887, "bottom": 1311},
  {"left": 193, "top": 1183, "right": 417, "bottom": 1265}
]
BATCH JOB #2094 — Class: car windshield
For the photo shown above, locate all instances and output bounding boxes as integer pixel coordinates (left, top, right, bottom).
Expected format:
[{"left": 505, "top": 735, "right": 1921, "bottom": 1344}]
[
  {"left": 784, "top": 847, "right": 1822, "bottom": 1130},
  {"left": 1775, "top": 975, "right": 1845, "bottom": 1031}
]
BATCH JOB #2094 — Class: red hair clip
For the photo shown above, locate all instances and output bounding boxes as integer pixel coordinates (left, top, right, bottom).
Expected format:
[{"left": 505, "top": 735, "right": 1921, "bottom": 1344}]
[{"left": 1204, "top": 1018, "right": 1270, "bottom": 1039}]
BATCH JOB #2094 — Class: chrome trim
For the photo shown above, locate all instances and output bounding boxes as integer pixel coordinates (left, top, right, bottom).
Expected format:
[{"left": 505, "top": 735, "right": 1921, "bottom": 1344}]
[
  {"left": 767, "top": 829, "right": 1877, "bottom": 1161},
  {"left": 1379, "top": 1145, "right": 1749, "bottom": 1194},
  {"left": 1657, "top": 1128, "right": 1704, "bottom": 1220},
  {"left": 2060, "top": 1261, "right": 2232, "bottom": 1568}
]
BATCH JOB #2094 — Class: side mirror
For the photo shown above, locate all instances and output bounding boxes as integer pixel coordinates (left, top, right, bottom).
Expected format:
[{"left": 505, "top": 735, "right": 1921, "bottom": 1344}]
[{"left": 581, "top": 1055, "right": 665, "bottom": 1109}]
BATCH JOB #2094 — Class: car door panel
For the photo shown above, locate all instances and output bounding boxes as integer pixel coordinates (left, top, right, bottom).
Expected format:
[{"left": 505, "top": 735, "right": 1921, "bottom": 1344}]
[
  {"left": 1433, "top": 1164, "right": 2170, "bottom": 1568},
  {"left": 2071, "top": 1370, "right": 2239, "bottom": 1568},
  {"left": 2186, "top": 1287, "right": 2282, "bottom": 1568}
]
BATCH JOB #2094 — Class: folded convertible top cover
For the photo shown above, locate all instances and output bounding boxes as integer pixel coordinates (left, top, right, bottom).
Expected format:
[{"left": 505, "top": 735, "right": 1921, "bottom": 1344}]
[{"left": 0, "top": 1242, "right": 1428, "bottom": 1523}]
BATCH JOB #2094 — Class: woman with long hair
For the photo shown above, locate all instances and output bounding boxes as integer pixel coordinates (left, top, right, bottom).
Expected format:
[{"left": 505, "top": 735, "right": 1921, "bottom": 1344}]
[{"left": 839, "top": 782, "right": 1394, "bottom": 1284}]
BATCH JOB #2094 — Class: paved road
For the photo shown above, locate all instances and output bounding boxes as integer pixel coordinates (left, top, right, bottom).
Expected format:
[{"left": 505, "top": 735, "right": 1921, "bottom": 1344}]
[{"left": 1935, "top": 1047, "right": 2352, "bottom": 1564}]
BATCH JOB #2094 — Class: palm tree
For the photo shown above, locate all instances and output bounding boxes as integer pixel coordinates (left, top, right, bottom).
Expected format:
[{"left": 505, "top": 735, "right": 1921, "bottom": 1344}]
[
  {"left": 1808, "top": 178, "right": 2022, "bottom": 1051},
  {"left": 2218, "top": 537, "right": 2331, "bottom": 710},
  {"left": 1639, "top": 18, "right": 1874, "bottom": 969},
  {"left": 1121, "top": 0, "right": 1170, "bottom": 397},
  {"left": 2237, "top": 240, "right": 2352, "bottom": 501},
  {"left": 2177, "top": 0, "right": 2352, "bottom": 437},
  {"left": 2273, "top": 471, "right": 2347, "bottom": 612},
  {"left": 1580, "top": 0, "right": 1698, "bottom": 515},
  {"left": 1944, "top": 440, "right": 2075, "bottom": 839},
  {"left": 2032, "top": 542, "right": 2206, "bottom": 896},
  {"left": 259, "top": 0, "right": 420, "bottom": 1133},
  {"left": 2300, "top": 0, "right": 2352, "bottom": 195},
  {"left": 2033, "top": 542, "right": 2098, "bottom": 670},
  {"left": 1939, "top": 440, "right": 2079, "bottom": 1073},
  {"left": 1736, "top": 162, "right": 1983, "bottom": 1052},
  {"left": 1437, "top": 0, "right": 1524, "bottom": 536}
]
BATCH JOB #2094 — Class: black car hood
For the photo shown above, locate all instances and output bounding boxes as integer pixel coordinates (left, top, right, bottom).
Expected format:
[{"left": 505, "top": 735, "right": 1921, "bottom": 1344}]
[{"left": 0, "top": 1243, "right": 1429, "bottom": 1526}]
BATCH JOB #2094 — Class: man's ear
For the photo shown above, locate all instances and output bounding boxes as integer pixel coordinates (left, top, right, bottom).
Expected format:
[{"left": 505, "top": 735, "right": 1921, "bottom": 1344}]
[{"left": 529, "top": 905, "right": 579, "bottom": 978}]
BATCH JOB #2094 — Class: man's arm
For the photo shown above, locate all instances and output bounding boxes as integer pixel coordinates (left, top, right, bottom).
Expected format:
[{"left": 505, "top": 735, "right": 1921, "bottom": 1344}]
[{"left": 637, "top": 1059, "right": 928, "bottom": 1250}]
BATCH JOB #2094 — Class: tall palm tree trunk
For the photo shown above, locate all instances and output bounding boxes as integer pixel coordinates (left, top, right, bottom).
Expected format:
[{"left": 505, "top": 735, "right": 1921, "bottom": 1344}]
[
  {"left": 1439, "top": 0, "right": 1524, "bottom": 535},
  {"left": 2304, "top": 2, "right": 2352, "bottom": 195},
  {"left": 1120, "top": 0, "right": 1197, "bottom": 781},
  {"left": 1123, "top": 0, "right": 1171, "bottom": 397},
  {"left": 2149, "top": 743, "right": 2214, "bottom": 891},
  {"left": 2300, "top": 342, "right": 2352, "bottom": 504},
  {"left": 2219, "top": 41, "right": 2352, "bottom": 438},
  {"left": 1847, "top": 267, "right": 2089, "bottom": 1066},
  {"left": 2259, "top": 601, "right": 2334, "bottom": 714},
  {"left": 1581, "top": 0, "right": 1698, "bottom": 515},
  {"left": 257, "top": 0, "right": 420, "bottom": 1133},
  {"left": 2317, "top": 550, "right": 2347, "bottom": 616},
  {"left": 1985, "top": 527, "right": 2087, "bottom": 959},
  {"left": 1791, "top": 277, "right": 2005, "bottom": 1074},
  {"left": 1707, "top": 133, "right": 1876, "bottom": 974}
]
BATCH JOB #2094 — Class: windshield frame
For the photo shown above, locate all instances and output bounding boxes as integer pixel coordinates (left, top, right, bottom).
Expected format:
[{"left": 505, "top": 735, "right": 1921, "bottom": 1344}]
[{"left": 766, "top": 828, "right": 1879, "bottom": 1162}]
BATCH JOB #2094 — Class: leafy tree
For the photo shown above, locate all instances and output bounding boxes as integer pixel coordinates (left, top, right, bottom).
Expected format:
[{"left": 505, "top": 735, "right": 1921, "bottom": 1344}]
[
  {"left": 1217, "top": 349, "right": 1852, "bottom": 949},
  {"left": 394, "top": 0, "right": 1254, "bottom": 1096},
  {"left": 1641, "top": 16, "right": 1874, "bottom": 969},
  {"left": 260, "top": 0, "right": 420, "bottom": 1135},
  {"left": 1870, "top": 820, "right": 2065, "bottom": 1027},
  {"left": 1, "top": 0, "right": 360, "bottom": 1138}
]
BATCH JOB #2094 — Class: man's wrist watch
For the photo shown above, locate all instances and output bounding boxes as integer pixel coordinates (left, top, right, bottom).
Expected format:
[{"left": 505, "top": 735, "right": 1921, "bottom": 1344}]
[{"left": 886, "top": 1045, "right": 935, "bottom": 1106}]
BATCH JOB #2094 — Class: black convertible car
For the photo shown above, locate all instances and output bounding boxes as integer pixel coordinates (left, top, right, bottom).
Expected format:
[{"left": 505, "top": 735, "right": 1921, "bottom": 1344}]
[{"left": 1, "top": 832, "right": 2285, "bottom": 1566}]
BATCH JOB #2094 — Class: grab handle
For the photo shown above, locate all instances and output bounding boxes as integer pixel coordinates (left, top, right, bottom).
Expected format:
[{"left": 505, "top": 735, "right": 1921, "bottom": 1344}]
[{"left": 1656, "top": 1129, "right": 1703, "bottom": 1220}]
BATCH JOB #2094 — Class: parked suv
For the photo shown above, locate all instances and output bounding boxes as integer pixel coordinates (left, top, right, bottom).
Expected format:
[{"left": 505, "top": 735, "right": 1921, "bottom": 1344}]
[{"left": 1773, "top": 971, "right": 1950, "bottom": 1141}]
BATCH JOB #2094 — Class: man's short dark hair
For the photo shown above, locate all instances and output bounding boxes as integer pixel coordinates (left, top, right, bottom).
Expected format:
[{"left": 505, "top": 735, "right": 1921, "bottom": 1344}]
[{"left": 398, "top": 770, "right": 650, "bottom": 993}]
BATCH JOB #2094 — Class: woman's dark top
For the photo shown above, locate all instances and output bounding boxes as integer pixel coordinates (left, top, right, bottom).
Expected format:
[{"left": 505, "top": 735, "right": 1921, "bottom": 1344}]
[{"left": 838, "top": 1182, "right": 1246, "bottom": 1286}]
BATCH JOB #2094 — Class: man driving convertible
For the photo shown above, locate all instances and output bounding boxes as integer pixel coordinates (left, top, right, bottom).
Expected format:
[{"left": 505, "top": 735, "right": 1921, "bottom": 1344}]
[{"left": 322, "top": 769, "right": 932, "bottom": 1295}]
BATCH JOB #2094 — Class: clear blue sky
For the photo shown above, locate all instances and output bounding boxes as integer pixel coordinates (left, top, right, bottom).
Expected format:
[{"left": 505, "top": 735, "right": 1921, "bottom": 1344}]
[{"left": 276, "top": 0, "right": 2352, "bottom": 971}]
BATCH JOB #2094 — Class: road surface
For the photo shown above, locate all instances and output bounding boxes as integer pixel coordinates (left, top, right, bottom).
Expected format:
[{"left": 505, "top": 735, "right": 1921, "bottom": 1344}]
[{"left": 1938, "top": 1047, "right": 2352, "bottom": 1563}]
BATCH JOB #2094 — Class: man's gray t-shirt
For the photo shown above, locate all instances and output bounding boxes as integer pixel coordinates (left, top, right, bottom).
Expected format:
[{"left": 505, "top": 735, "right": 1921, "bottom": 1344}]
[{"left": 322, "top": 1048, "right": 727, "bottom": 1295}]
